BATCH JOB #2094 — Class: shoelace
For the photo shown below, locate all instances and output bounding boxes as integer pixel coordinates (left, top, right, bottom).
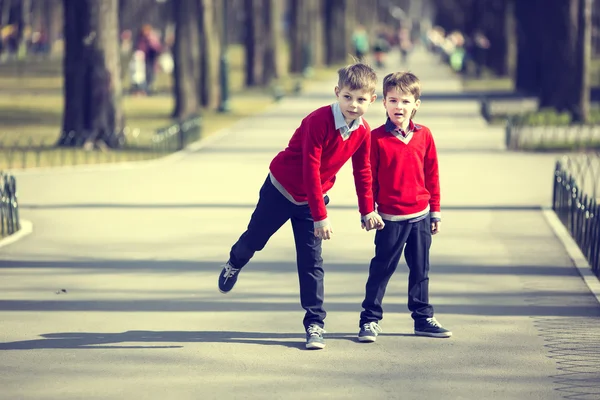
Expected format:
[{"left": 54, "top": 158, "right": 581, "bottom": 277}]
[
  {"left": 425, "top": 317, "right": 442, "bottom": 328},
  {"left": 223, "top": 264, "right": 240, "bottom": 280},
  {"left": 307, "top": 325, "right": 326, "bottom": 337},
  {"left": 363, "top": 322, "right": 382, "bottom": 335}
]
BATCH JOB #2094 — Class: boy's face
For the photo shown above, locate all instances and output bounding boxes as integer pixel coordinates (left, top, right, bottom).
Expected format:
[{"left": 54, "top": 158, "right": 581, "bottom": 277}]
[
  {"left": 335, "top": 86, "right": 377, "bottom": 125},
  {"left": 383, "top": 88, "right": 421, "bottom": 129}
]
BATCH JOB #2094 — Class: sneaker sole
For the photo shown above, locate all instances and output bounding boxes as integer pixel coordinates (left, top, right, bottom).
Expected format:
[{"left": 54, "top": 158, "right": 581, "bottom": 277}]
[
  {"left": 414, "top": 330, "right": 452, "bottom": 338},
  {"left": 357, "top": 336, "right": 377, "bottom": 343},
  {"left": 306, "top": 342, "right": 325, "bottom": 350}
]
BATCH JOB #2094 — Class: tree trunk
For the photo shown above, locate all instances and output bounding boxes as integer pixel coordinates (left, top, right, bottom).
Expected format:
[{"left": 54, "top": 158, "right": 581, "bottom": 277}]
[
  {"left": 244, "top": 0, "right": 265, "bottom": 86},
  {"left": 289, "top": 0, "right": 310, "bottom": 73},
  {"left": 60, "top": 0, "right": 124, "bottom": 148},
  {"left": 262, "top": 0, "right": 283, "bottom": 83},
  {"left": 514, "top": 0, "right": 543, "bottom": 95},
  {"left": 537, "top": 0, "right": 585, "bottom": 116},
  {"left": 573, "top": 0, "right": 592, "bottom": 122},
  {"left": 505, "top": 0, "right": 517, "bottom": 79},
  {"left": 17, "top": 0, "right": 31, "bottom": 58},
  {"left": 476, "top": 0, "right": 509, "bottom": 76},
  {"left": 43, "top": 0, "right": 62, "bottom": 55},
  {"left": 324, "top": 0, "right": 353, "bottom": 66},
  {"left": 171, "top": 0, "right": 201, "bottom": 119},
  {"left": 199, "top": 0, "right": 220, "bottom": 108},
  {"left": 307, "top": 0, "right": 324, "bottom": 68},
  {"left": 1, "top": 0, "right": 11, "bottom": 28}
]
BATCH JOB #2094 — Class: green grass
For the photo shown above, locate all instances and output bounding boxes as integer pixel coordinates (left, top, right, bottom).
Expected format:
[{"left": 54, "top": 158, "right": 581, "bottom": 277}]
[{"left": 0, "top": 44, "right": 346, "bottom": 170}]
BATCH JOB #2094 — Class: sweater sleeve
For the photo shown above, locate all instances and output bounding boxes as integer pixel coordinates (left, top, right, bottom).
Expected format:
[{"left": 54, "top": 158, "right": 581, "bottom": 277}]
[
  {"left": 302, "top": 117, "right": 328, "bottom": 224},
  {"left": 351, "top": 129, "right": 375, "bottom": 216},
  {"left": 370, "top": 133, "right": 380, "bottom": 209},
  {"left": 424, "top": 131, "right": 441, "bottom": 218}
]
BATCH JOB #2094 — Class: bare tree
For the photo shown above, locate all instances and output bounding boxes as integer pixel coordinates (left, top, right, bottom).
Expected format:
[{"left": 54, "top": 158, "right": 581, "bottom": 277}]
[
  {"left": 244, "top": 0, "right": 266, "bottom": 85},
  {"left": 43, "top": 0, "right": 62, "bottom": 55},
  {"left": 199, "top": 0, "right": 220, "bottom": 108},
  {"left": 324, "top": 0, "right": 354, "bottom": 66},
  {"left": 514, "top": 0, "right": 543, "bottom": 95},
  {"left": 171, "top": 0, "right": 201, "bottom": 119},
  {"left": 289, "top": 0, "right": 310, "bottom": 73},
  {"left": 262, "top": 0, "right": 284, "bottom": 82},
  {"left": 574, "top": 0, "right": 592, "bottom": 122},
  {"left": 537, "top": 0, "right": 591, "bottom": 121},
  {"left": 59, "top": 0, "right": 124, "bottom": 149},
  {"left": 307, "top": 0, "right": 324, "bottom": 68}
]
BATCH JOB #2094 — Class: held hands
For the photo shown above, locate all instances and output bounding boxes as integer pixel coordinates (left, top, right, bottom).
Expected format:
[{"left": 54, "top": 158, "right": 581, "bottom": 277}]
[
  {"left": 431, "top": 220, "right": 441, "bottom": 235},
  {"left": 361, "top": 212, "right": 385, "bottom": 231}
]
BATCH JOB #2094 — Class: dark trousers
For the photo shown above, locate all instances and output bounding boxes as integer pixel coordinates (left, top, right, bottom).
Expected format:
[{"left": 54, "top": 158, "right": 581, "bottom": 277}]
[
  {"left": 359, "top": 216, "right": 434, "bottom": 326},
  {"left": 229, "top": 176, "right": 328, "bottom": 329}
]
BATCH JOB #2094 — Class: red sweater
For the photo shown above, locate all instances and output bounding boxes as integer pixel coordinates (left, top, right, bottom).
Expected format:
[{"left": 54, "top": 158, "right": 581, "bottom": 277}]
[
  {"left": 269, "top": 105, "right": 375, "bottom": 222},
  {"left": 371, "top": 121, "right": 441, "bottom": 220}
]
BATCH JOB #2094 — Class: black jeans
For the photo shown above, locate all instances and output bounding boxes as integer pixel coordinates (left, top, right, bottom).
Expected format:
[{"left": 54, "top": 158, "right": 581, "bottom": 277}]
[
  {"left": 359, "top": 215, "right": 434, "bottom": 326},
  {"left": 229, "top": 176, "right": 328, "bottom": 329}
]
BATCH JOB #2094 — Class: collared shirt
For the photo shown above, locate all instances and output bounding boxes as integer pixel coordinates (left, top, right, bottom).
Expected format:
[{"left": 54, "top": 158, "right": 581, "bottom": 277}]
[
  {"left": 331, "top": 103, "right": 363, "bottom": 140},
  {"left": 385, "top": 118, "right": 421, "bottom": 143}
]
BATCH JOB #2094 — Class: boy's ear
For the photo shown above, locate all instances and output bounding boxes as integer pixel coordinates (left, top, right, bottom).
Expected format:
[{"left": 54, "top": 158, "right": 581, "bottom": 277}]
[
  {"left": 370, "top": 94, "right": 377, "bottom": 104},
  {"left": 415, "top": 99, "right": 421, "bottom": 109},
  {"left": 334, "top": 86, "right": 340, "bottom": 97}
]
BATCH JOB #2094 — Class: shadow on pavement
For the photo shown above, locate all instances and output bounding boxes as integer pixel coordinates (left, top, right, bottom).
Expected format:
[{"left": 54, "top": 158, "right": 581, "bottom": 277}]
[{"left": 0, "top": 330, "right": 380, "bottom": 351}]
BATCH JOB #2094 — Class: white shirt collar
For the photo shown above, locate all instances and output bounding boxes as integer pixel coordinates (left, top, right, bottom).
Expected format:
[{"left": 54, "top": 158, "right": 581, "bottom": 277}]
[{"left": 331, "top": 103, "right": 363, "bottom": 140}]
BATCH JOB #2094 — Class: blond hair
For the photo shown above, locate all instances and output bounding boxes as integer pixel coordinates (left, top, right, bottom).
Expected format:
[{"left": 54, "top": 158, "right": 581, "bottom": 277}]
[{"left": 337, "top": 63, "right": 377, "bottom": 94}]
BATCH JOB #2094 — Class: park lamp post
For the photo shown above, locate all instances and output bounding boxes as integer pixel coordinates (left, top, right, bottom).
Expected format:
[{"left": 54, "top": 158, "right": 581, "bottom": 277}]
[{"left": 218, "top": 0, "right": 231, "bottom": 113}]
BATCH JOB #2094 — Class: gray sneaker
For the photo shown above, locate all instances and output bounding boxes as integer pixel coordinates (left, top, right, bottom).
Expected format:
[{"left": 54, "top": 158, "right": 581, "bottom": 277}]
[
  {"left": 358, "top": 322, "right": 382, "bottom": 343},
  {"left": 414, "top": 317, "right": 452, "bottom": 338},
  {"left": 305, "top": 324, "right": 326, "bottom": 350}
]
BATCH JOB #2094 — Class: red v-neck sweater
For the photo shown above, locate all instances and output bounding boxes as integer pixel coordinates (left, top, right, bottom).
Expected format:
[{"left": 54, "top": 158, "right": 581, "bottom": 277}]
[
  {"left": 371, "top": 123, "right": 441, "bottom": 217},
  {"left": 269, "top": 105, "right": 375, "bottom": 223}
]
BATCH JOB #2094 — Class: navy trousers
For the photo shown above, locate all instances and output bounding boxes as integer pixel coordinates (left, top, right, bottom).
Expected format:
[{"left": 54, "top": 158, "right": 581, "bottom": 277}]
[
  {"left": 229, "top": 176, "right": 328, "bottom": 329},
  {"left": 359, "top": 215, "right": 434, "bottom": 326}
]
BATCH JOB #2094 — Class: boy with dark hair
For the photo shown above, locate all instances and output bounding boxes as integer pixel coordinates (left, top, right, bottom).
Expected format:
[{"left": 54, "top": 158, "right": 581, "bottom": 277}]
[
  {"left": 357, "top": 71, "right": 452, "bottom": 342},
  {"left": 218, "top": 63, "right": 385, "bottom": 350}
]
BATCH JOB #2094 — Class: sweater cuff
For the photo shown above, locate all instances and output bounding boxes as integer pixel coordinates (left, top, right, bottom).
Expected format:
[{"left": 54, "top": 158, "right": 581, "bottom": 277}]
[
  {"left": 313, "top": 218, "right": 330, "bottom": 229},
  {"left": 430, "top": 211, "right": 441, "bottom": 221},
  {"left": 361, "top": 211, "right": 379, "bottom": 223}
]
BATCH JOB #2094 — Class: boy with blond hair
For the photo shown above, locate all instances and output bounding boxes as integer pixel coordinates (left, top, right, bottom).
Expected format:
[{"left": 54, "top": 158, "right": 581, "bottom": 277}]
[
  {"left": 357, "top": 71, "right": 452, "bottom": 342},
  {"left": 218, "top": 63, "right": 384, "bottom": 350}
]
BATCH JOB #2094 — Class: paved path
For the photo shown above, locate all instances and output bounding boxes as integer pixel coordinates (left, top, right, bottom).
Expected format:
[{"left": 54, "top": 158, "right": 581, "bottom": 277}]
[{"left": 1, "top": 48, "right": 599, "bottom": 400}]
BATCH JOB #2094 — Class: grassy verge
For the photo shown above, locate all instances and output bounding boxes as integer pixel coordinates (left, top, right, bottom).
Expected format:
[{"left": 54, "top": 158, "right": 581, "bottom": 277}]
[{"left": 0, "top": 45, "right": 344, "bottom": 170}]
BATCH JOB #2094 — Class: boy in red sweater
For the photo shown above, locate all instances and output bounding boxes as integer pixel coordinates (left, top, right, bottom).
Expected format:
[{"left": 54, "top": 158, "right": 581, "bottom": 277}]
[
  {"left": 357, "top": 71, "right": 452, "bottom": 342},
  {"left": 218, "top": 63, "right": 384, "bottom": 350}
]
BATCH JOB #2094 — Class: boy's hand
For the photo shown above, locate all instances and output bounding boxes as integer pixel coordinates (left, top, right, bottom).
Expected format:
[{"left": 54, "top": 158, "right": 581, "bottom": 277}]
[
  {"left": 431, "top": 220, "right": 441, "bottom": 235},
  {"left": 314, "top": 225, "right": 333, "bottom": 240},
  {"left": 361, "top": 212, "right": 385, "bottom": 231}
]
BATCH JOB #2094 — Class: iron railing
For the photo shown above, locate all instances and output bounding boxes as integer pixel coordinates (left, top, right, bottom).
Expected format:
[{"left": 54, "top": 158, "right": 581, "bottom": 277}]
[
  {"left": 0, "top": 171, "right": 20, "bottom": 237},
  {"left": 552, "top": 152, "right": 600, "bottom": 278},
  {"left": 0, "top": 115, "right": 201, "bottom": 170}
]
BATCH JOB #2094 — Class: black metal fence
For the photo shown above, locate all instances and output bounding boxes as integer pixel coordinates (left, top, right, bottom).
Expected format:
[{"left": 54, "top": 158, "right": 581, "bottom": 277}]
[
  {"left": 0, "top": 115, "right": 202, "bottom": 170},
  {"left": 552, "top": 152, "right": 600, "bottom": 278},
  {"left": 0, "top": 172, "right": 20, "bottom": 237}
]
